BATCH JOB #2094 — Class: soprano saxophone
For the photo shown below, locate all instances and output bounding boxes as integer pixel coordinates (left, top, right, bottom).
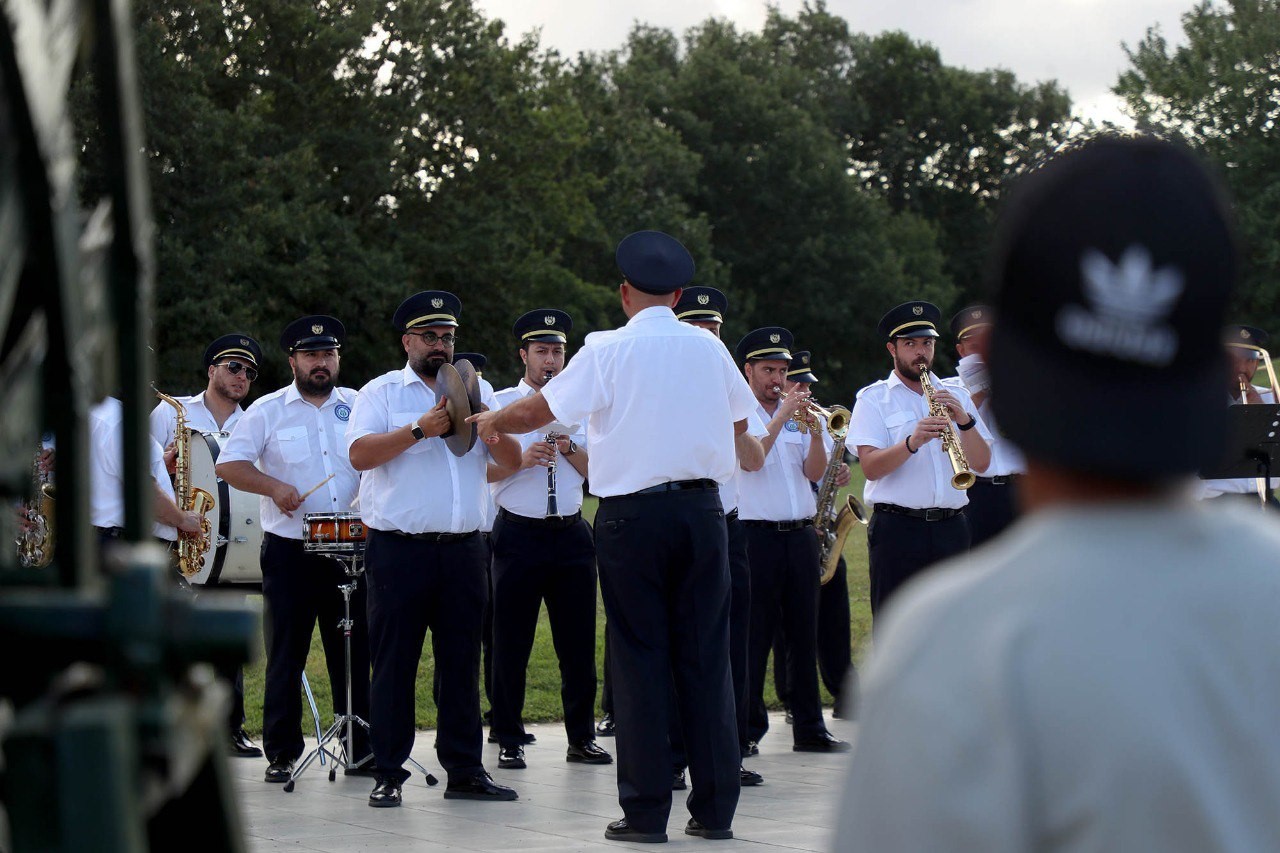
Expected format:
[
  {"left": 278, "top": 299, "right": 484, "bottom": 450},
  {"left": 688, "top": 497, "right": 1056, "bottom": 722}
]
[
  {"left": 155, "top": 390, "right": 216, "bottom": 576},
  {"left": 16, "top": 440, "right": 55, "bottom": 567},
  {"left": 918, "top": 368, "right": 976, "bottom": 490}
]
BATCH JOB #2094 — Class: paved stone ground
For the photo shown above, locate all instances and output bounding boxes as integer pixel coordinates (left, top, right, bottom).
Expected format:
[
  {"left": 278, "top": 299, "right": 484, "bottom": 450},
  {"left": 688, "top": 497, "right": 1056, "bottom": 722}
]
[{"left": 234, "top": 713, "right": 853, "bottom": 851}]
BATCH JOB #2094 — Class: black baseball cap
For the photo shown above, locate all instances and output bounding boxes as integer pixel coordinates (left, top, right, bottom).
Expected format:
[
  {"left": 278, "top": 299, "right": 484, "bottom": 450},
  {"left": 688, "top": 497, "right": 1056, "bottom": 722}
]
[{"left": 989, "top": 136, "right": 1237, "bottom": 480}]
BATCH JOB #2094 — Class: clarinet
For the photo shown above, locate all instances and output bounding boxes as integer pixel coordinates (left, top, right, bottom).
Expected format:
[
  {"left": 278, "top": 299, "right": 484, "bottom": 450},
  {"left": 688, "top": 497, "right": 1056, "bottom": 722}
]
[{"left": 542, "top": 369, "right": 561, "bottom": 518}]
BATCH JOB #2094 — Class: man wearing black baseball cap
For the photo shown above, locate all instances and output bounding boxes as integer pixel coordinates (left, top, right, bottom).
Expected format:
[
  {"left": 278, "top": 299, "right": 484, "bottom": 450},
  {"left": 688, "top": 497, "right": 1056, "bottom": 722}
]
[
  {"left": 847, "top": 301, "right": 992, "bottom": 616},
  {"left": 840, "top": 137, "right": 1280, "bottom": 849}
]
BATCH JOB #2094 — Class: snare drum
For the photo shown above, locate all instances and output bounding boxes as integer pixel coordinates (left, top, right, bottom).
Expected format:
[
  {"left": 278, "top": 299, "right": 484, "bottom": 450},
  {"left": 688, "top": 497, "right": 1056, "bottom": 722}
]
[
  {"left": 303, "top": 512, "right": 367, "bottom": 553},
  {"left": 188, "top": 430, "right": 263, "bottom": 587}
]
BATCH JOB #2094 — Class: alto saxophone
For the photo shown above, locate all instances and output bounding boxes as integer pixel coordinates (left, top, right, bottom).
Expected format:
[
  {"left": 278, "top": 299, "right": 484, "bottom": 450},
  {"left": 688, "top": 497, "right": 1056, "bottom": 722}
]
[
  {"left": 812, "top": 411, "right": 868, "bottom": 585},
  {"left": 155, "top": 390, "right": 216, "bottom": 577},
  {"left": 16, "top": 440, "right": 55, "bottom": 568},
  {"left": 918, "top": 368, "right": 976, "bottom": 490}
]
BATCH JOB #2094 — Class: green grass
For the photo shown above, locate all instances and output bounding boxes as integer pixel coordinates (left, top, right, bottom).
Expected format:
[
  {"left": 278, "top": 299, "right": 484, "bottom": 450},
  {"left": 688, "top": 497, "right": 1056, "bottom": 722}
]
[{"left": 242, "top": 475, "right": 872, "bottom": 735}]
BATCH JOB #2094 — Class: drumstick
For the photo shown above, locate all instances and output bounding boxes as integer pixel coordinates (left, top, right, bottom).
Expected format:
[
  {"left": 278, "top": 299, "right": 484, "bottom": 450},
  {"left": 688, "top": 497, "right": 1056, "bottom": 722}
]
[{"left": 298, "top": 473, "right": 335, "bottom": 501}]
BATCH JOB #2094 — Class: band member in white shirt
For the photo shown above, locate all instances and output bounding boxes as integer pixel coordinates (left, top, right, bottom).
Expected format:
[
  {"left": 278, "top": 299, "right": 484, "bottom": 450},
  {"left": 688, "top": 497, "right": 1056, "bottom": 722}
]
[{"left": 216, "top": 316, "right": 370, "bottom": 785}]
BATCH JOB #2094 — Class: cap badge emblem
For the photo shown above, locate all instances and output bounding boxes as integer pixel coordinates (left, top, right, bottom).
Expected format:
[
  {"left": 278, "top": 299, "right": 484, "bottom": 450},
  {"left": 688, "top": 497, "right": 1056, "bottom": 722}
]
[
  {"left": 802, "top": 354, "right": 809, "bottom": 363},
  {"left": 972, "top": 311, "right": 982, "bottom": 320},
  {"left": 311, "top": 324, "right": 324, "bottom": 334},
  {"left": 1243, "top": 329, "right": 1252, "bottom": 339},
  {"left": 769, "top": 333, "right": 781, "bottom": 344},
  {"left": 431, "top": 298, "right": 444, "bottom": 308},
  {"left": 697, "top": 294, "right": 710, "bottom": 305},
  {"left": 544, "top": 315, "right": 556, "bottom": 326},
  {"left": 240, "top": 338, "right": 250, "bottom": 346},
  {"left": 912, "top": 306, "right": 923, "bottom": 316}
]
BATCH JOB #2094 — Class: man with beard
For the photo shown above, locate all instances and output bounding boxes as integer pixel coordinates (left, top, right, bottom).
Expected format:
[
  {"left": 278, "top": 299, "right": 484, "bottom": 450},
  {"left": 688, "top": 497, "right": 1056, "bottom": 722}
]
[
  {"left": 150, "top": 333, "right": 265, "bottom": 758},
  {"left": 487, "top": 309, "right": 610, "bottom": 771},
  {"left": 216, "top": 316, "right": 371, "bottom": 784},
  {"left": 848, "top": 302, "right": 991, "bottom": 618},
  {"left": 736, "top": 329, "right": 847, "bottom": 754},
  {"left": 347, "top": 291, "right": 522, "bottom": 808}
]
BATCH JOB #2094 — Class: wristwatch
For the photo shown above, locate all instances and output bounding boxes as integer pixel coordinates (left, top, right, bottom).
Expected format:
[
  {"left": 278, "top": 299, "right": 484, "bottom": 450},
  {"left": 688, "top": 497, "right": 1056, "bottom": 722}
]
[
  {"left": 410, "top": 423, "right": 427, "bottom": 441},
  {"left": 564, "top": 439, "right": 578, "bottom": 456}
]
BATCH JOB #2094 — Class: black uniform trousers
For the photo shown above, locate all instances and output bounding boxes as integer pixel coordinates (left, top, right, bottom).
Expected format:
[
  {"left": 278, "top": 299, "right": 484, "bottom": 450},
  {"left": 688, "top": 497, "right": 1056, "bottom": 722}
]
[
  {"left": 744, "top": 525, "right": 824, "bottom": 744},
  {"left": 432, "top": 532, "right": 494, "bottom": 714},
  {"left": 365, "top": 528, "right": 487, "bottom": 785},
  {"left": 595, "top": 487, "right": 739, "bottom": 835},
  {"left": 771, "top": 554, "right": 853, "bottom": 715},
  {"left": 490, "top": 511, "right": 598, "bottom": 747},
  {"left": 867, "top": 510, "right": 969, "bottom": 617},
  {"left": 962, "top": 477, "right": 1019, "bottom": 548},
  {"left": 671, "top": 510, "right": 752, "bottom": 769},
  {"left": 260, "top": 532, "right": 371, "bottom": 764},
  {"left": 601, "top": 633, "right": 614, "bottom": 716}
]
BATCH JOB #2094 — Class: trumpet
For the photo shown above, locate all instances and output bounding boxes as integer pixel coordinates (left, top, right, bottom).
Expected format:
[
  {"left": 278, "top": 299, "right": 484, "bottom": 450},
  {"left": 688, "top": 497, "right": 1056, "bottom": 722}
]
[
  {"left": 774, "top": 387, "right": 850, "bottom": 438},
  {"left": 918, "top": 368, "right": 976, "bottom": 490}
]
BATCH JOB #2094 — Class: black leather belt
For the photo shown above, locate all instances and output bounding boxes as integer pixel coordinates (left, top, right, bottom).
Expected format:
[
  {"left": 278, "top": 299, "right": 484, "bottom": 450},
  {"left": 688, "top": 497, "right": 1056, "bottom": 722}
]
[
  {"left": 94, "top": 526, "right": 124, "bottom": 539},
  {"left": 607, "top": 479, "right": 719, "bottom": 500},
  {"left": 975, "top": 475, "right": 1019, "bottom": 485},
  {"left": 497, "top": 508, "right": 582, "bottom": 530},
  {"left": 743, "top": 518, "right": 813, "bottom": 531},
  {"left": 384, "top": 529, "right": 479, "bottom": 544},
  {"left": 873, "top": 503, "right": 961, "bottom": 522}
]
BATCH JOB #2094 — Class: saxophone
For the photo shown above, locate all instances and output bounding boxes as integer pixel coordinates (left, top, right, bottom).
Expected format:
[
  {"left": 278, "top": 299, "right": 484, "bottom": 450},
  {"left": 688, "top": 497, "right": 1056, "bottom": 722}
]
[
  {"left": 16, "top": 441, "right": 56, "bottom": 568},
  {"left": 812, "top": 411, "right": 868, "bottom": 585},
  {"left": 155, "top": 390, "right": 215, "bottom": 577},
  {"left": 918, "top": 368, "right": 976, "bottom": 490}
]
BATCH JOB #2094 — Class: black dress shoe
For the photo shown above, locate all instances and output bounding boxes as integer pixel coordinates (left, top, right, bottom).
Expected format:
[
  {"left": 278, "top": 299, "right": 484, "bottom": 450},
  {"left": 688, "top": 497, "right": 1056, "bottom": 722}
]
[
  {"left": 498, "top": 745, "right": 526, "bottom": 769},
  {"left": 604, "top": 818, "right": 666, "bottom": 843},
  {"left": 264, "top": 758, "right": 293, "bottom": 783},
  {"left": 343, "top": 759, "right": 381, "bottom": 778},
  {"left": 488, "top": 731, "right": 536, "bottom": 745},
  {"left": 793, "top": 731, "right": 851, "bottom": 753},
  {"left": 671, "top": 769, "right": 687, "bottom": 791},
  {"left": 443, "top": 771, "right": 518, "bottom": 801},
  {"left": 685, "top": 818, "right": 733, "bottom": 840},
  {"left": 595, "top": 713, "right": 616, "bottom": 737},
  {"left": 566, "top": 740, "right": 612, "bottom": 764},
  {"left": 743, "top": 740, "right": 759, "bottom": 757},
  {"left": 783, "top": 708, "right": 794, "bottom": 725},
  {"left": 230, "top": 729, "right": 263, "bottom": 758},
  {"left": 368, "top": 778, "right": 402, "bottom": 808},
  {"left": 739, "top": 766, "right": 763, "bottom": 786}
]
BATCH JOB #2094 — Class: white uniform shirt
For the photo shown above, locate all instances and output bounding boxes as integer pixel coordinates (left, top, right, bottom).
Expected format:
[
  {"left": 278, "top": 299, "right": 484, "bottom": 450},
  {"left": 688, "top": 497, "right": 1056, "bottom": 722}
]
[
  {"left": 839, "top": 501, "right": 1280, "bottom": 853},
  {"left": 150, "top": 391, "right": 244, "bottom": 446},
  {"left": 490, "top": 378, "right": 588, "bottom": 517},
  {"left": 346, "top": 363, "right": 496, "bottom": 534},
  {"left": 849, "top": 370, "right": 992, "bottom": 510},
  {"left": 540, "top": 306, "right": 757, "bottom": 498},
  {"left": 941, "top": 375, "right": 1025, "bottom": 477},
  {"left": 477, "top": 375, "right": 498, "bottom": 532},
  {"left": 1198, "top": 386, "right": 1278, "bottom": 498},
  {"left": 88, "top": 398, "right": 177, "bottom": 539},
  {"left": 737, "top": 403, "right": 821, "bottom": 521},
  {"left": 721, "top": 410, "right": 768, "bottom": 514},
  {"left": 218, "top": 383, "right": 360, "bottom": 539}
]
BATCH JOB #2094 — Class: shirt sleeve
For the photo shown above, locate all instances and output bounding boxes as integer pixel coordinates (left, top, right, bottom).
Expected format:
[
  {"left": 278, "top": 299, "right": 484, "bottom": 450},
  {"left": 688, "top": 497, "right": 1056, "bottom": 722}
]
[
  {"left": 218, "top": 401, "right": 268, "bottom": 465},
  {"left": 745, "top": 410, "right": 768, "bottom": 439},
  {"left": 149, "top": 401, "right": 176, "bottom": 449},
  {"left": 346, "top": 380, "right": 390, "bottom": 449},
  {"left": 848, "top": 393, "right": 891, "bottom": 450},
  {"left": 542, "top": 343, "right": 605, "bottom": 427},
  {"left": 719, "top": 345, "right": 757, "bottom": 422}
]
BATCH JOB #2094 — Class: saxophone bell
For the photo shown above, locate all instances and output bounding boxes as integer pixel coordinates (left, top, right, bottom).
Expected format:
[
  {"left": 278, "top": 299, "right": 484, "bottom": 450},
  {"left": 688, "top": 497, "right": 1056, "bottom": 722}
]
[{"left": 918, "top": 369, "right": 976, "bottom": 491}]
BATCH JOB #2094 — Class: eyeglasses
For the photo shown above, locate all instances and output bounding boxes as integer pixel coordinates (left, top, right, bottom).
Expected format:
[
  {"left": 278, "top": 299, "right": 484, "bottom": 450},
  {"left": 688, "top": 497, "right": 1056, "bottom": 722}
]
[
  {"left": 406, "top": 331, "right": 457, "bottom": 346},
  {"left": 220, "top": 360, "right": 259, "bottom": 381}
]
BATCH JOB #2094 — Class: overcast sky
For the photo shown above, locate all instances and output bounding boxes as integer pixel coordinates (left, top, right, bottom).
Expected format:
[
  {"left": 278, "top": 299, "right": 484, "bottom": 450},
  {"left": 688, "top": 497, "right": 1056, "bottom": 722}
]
[{"left": 475, "top": 0, "right": 1199, "bottom": 124}]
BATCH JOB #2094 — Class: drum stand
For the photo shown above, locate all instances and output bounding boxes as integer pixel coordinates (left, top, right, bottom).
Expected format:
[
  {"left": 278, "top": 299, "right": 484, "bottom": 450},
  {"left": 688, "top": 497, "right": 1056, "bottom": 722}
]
[{"left": 284, "top": 553, "right": 434, "bottom": 791}]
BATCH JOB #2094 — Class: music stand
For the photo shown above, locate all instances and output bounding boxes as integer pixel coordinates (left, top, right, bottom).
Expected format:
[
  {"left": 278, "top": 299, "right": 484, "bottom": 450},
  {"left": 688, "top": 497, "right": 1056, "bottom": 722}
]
[
  {"left": 283, "top": 550, "right": 436, "bottom": 791},
  {"left": 1199, "top": 404, "right": 1280, "bottom": 506}
]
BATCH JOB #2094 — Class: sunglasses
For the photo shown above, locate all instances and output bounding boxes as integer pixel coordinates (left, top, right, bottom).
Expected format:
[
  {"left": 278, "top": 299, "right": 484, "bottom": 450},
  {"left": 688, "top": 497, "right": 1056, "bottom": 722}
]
[
  {"left": 220, "top": 360, "right": 259, "bottom": 381},
  {"left": 406, "top": 331, "right": 457, "bottom": 346}
]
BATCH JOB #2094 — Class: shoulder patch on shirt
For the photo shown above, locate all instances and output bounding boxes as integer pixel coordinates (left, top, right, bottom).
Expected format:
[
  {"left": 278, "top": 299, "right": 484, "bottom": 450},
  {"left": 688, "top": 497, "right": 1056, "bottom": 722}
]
[{"left": 335, "top": 404, "right": 351, "bottom": 422}]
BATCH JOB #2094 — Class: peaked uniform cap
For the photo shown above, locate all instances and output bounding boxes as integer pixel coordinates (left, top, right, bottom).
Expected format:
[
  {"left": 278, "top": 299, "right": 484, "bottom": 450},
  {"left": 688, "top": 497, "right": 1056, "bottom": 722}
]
[
  {"left": 453, "top": 352, "right": 487, "bottom": 371},
  {"left": 735, "top": 327, "right": 794, "bottom": 365},
  {"left": 878, "top": 302, "right": 942, "bottom": 339},
  {"left": 280, "top": 316, "right": 344, "bottom": 353},
  {"left": 787, "top": 350, "right": 819, "bottom": 383},
  {"left": 674, "top": 287, "right": 728, "bottom": 323},
  {"left": 950, "top": 305, "right": 995, "bottom": 340},
  {"left": 205, "top": 333, "right": 262, "bottom": 368},
  {"left": 616, "top": 230, "right": 696, "bottom": 294},
  {"left": 513, "top": 309, "right": 572, "bottom": 344},
  {"left": 394, "top": 291, "right": 461, "bottom": 331}
]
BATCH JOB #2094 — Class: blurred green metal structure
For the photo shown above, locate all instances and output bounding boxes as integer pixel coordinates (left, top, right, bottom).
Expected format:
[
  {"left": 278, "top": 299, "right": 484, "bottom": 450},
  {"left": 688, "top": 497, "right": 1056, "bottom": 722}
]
[{"left": 0, "top": 1, "right": 256, "bottom": 849}]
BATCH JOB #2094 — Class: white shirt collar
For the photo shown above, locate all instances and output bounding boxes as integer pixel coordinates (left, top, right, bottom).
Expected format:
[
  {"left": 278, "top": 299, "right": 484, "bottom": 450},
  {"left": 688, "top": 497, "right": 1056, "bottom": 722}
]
[
  {"left": 399, "top": 361, "right": 432, "bottom": 390},
  {"left": 627, "top": 305, "right": 677, "bottom": 325},
  {"left": 284, "top": 381, "right": 340, "bottom": 409},
  {"left": 517, "top": 377, "right": 539, "bottom": 396}
]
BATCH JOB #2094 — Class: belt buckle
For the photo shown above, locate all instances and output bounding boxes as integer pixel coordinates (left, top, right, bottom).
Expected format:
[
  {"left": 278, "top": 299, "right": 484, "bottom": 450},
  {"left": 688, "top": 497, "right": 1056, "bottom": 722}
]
[{"left": 924, "top": 508, "right": 946, "bottom": 522}]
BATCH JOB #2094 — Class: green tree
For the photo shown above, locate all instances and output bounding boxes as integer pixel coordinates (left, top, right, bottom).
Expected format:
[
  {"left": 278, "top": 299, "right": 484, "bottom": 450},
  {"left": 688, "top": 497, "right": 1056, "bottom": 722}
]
[{"left": 1116, "top": 0, "right": 1280, "bottom": 326}]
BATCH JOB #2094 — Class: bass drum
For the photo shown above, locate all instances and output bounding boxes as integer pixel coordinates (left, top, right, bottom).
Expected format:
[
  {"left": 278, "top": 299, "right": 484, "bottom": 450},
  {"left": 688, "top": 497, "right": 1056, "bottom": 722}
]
[{"left": 187, "top": 430, "right": 262, "bottom": 587}]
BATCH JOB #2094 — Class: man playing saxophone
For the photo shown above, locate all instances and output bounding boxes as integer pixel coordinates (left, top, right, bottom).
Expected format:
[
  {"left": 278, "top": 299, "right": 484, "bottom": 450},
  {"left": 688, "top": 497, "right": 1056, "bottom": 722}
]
[{"left": 848, "top": 301, "right": 991, "bottom": 618}]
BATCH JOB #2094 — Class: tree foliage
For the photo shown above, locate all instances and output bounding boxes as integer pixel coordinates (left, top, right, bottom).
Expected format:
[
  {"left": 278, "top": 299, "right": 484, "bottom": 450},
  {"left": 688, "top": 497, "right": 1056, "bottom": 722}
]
[
  {"left": 73, "top": 0, "right": 1074, "bottom": 400},
  {"left": 1116, "top": 0, "right": 1280, "bottom": 327}
]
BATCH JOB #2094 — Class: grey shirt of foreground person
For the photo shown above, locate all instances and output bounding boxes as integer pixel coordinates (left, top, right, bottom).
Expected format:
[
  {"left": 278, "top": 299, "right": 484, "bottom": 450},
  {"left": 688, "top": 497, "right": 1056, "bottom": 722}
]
[{"left": 836, "top": 137, "right": 1280, "bottom": 852}]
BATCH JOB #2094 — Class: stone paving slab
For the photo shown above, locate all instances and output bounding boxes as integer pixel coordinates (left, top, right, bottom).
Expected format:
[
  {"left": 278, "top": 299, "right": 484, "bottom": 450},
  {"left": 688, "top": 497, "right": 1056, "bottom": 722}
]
[{"left": 233, "top": 713, "right": 852, "bottom": 851}]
